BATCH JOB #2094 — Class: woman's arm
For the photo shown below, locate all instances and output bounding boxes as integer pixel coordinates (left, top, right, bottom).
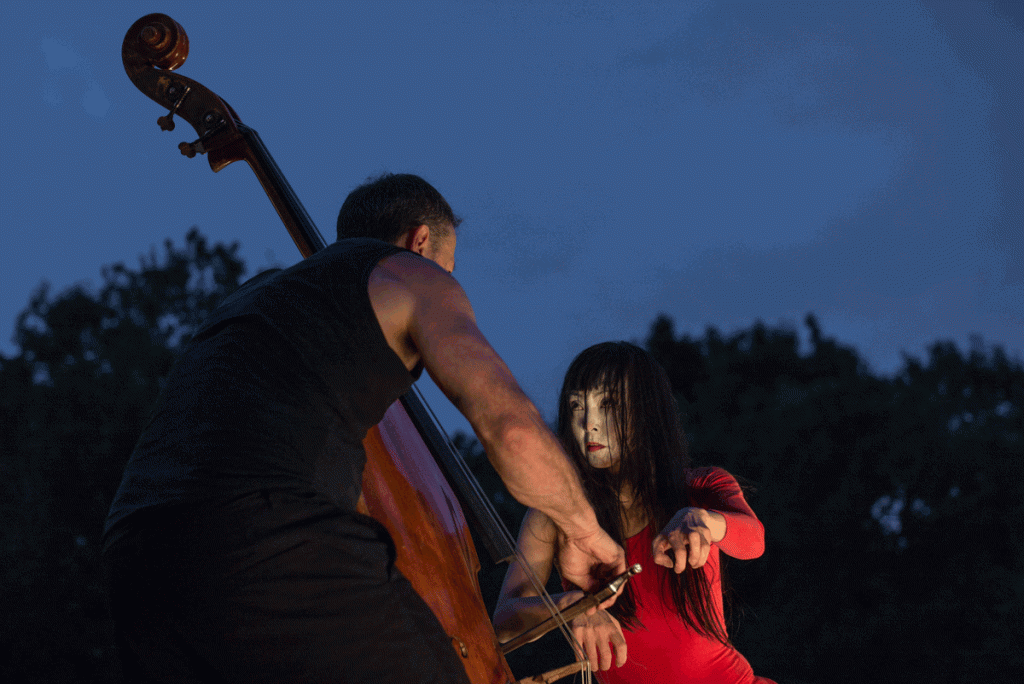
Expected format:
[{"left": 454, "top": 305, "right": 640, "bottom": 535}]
[
  {"left": 493, "top": 508, "right": 572, "bottom": 641},
  {"left": 493, "top": 508, "right": 628, "bottom": 670},
  {"left": 651, "top": 507, "right": 726, "bottom": 572},
  {"left": 652, "top": 467, "right": 765, "bottom": 570}
]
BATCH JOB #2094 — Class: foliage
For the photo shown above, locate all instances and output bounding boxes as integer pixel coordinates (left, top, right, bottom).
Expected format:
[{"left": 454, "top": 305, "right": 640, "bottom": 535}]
[
  {"left": 3, "top": 233, "right": 1021, "bottom": 682},
  {"left": 1, "top": 229, "right": 245, "bottom": 682},
  {"left": 464, "top": 314, "right": 1023, "bottom": 683},
  {"left": 645, "top": 314, "right": 1023, "bottom": 683}
]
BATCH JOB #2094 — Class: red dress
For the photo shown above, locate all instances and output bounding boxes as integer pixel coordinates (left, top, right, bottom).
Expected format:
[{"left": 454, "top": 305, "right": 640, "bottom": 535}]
[{"left": 594, "top": 467, "right": 776, "bottom": 684}]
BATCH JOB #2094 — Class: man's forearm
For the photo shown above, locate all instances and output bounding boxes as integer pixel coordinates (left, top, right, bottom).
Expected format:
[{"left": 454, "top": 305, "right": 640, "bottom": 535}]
[{"left": 477, "top": 411, "right": 599, "bottom": 539}]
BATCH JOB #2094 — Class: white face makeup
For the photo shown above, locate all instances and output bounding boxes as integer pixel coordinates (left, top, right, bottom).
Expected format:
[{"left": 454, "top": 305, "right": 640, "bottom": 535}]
[{"left": 568, "top": 387, "right": 621, "bottom": 472}]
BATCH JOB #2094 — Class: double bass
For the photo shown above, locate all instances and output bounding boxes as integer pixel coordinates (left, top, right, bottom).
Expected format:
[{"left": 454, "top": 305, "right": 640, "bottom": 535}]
[{"left": 121, "top": 13, "right": 631, "bottom": 684}]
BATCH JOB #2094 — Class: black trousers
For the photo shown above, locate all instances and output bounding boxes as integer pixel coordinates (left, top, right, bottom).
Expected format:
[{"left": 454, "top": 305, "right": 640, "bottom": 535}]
[{"left": 103, "top": 491, "right": 472, "bottom": 684}]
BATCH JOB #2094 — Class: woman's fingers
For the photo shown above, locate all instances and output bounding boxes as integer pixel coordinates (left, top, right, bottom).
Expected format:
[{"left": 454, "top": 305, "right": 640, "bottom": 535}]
[
  {"left": 687, "top": 529, "right": 710, "bottom": 569},
  {"left": 597, "top": 634, "right": 613, "bottom": 670},
  {"left": 652, "top": 528, "right": 711, "bottom": 573},
  {"left": 572, "top": 611, "right": 627, "bottom": 670},
  {"left": 610, "top": 619, "right": 627, "bottom": 668},
  {"left": 574, "top": 625, "right": 601, "bottom": 670}
]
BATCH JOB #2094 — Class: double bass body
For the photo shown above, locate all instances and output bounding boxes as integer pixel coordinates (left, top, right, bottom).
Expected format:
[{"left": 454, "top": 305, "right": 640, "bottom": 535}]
[{"left": 361, "top": 403, "right": 512, "bottom": 683}]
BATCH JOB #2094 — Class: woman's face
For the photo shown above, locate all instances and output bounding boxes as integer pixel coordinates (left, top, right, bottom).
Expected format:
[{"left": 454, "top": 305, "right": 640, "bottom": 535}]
[{"left": 568, "top": 387, "right": 622, "bottom": 472}]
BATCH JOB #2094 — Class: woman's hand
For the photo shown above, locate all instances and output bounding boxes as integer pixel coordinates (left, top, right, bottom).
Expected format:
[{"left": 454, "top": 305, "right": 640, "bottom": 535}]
[
  {"left": 651, "top": 507, "right": 726, "bottom": 573},
  {"left": 568, "top": 604, "right": 627, "bottom": 671}
]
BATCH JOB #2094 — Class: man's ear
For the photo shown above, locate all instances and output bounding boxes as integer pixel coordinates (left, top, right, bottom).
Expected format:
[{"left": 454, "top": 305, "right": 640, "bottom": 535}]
[{"left": 402, "top": 225, "right": 432, "bottom": 255}]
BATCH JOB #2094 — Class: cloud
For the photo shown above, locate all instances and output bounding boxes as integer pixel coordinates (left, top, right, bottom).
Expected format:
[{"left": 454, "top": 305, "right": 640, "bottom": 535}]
[
  {"left": 606, "top": 1, "right": 1019, "bottom": 360},
  {"left": 40, "top": 38, "right": 82, "bottom": 71},
  {"left": 39, "top": 37, "right": 110, "bottom": 119},
  {"left": 460, "top": 194, "right": 582, "bottom": 286},
  {"left": 81, "top": 79, "right": 109, "bottom": 118}
]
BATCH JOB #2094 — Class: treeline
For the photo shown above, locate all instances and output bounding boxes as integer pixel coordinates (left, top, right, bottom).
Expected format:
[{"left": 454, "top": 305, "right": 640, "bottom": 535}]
[
  {"left": 646, "top": 313, "right": 1022, "bottom": 683},
  {"left": 1, "top": 231, "right": 1021, "bottom": 683},
  {"left": 1, "top": 229, "right": 243, "bottom": 682},
  {"left": 466, "top": 315, "right": 1024, "bottom": 684}
]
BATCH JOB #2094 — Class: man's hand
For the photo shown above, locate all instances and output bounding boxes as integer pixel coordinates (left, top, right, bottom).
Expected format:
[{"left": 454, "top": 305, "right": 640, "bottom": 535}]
[
  {"left": 651, "top": 507, "right": 726, "bottom": 573},
  {"left": 556, "top": 527, "right": 627, "bottom": 610}
]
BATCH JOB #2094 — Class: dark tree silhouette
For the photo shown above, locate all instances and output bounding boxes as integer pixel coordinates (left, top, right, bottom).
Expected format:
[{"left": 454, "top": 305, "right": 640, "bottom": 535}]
[
  {"left": 1, "top": 229, "right": 246, "bottom": 683},
  {"left": 462, "top": 314, "right": 1023, "bottom": 684},
  {"left": 3, "top": 235, "right": 1021, "bottom": 683},
  {"left": 644, "top": 314, "right": 1023, "bottom": 684}
]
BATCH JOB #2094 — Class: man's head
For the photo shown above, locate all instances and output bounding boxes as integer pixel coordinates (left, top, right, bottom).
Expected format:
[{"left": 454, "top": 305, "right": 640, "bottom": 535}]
[{"left": 337, "top": 172, "right": 460, "bottom": 250}]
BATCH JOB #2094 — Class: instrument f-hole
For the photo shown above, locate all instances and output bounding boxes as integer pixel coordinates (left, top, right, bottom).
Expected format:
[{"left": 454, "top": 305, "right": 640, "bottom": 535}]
[{"left": 450, "top": 635, "right": 469, "bottom": 658}]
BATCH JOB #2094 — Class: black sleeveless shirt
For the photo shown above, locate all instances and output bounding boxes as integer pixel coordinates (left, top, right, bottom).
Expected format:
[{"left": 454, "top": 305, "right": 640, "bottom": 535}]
[{"left": 105, "top": 238, "right": 421, "bottom": 533}]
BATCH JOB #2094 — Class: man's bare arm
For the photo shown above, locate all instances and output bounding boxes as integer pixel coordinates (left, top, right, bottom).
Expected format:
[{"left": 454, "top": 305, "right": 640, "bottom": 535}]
[
  {"left": 409, "top": 260, "right": 593, "bottom": 533},
  {"left": 369, "top": 252, "right": 625, "bottom": 588},
  {"left": 368, "top": 254, "right": 590, "bottom": 530}
]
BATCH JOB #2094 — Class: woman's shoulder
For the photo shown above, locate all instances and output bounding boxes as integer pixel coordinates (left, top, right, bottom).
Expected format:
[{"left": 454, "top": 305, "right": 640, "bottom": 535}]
[
  {"left": 684, "top": 466, "right": 742, "bottom": 496},
  {"left": 684, "top": 465, "right": 735, "bottom": 484}
]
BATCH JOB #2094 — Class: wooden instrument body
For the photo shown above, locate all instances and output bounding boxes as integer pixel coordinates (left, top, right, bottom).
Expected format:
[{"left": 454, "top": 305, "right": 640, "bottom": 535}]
[{"left": 361, "top": 403, "right": 511, "bottom": 683}]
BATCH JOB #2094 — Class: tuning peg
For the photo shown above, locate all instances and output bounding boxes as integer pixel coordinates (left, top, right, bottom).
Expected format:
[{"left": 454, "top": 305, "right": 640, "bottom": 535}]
[
  {"left": 157, "top": 83, "right": 191, "bottom": 131},
  {"left": 178, "top": 139, "right": 205, "bottom": 158},
  {"left": 177, "top": 112, "right": 226, "bottom": 158}
]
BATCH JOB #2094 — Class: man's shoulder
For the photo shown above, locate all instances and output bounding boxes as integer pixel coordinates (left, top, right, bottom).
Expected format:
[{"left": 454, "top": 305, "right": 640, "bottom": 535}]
[
  {"left": 369, "top": 248, "right": 450, "bottom": 292},
  {"left": 323, "top": 237, "right": 406, "bottom": 260},
  {"left": 296, "top": 238, "right": 418, "bottom": 290},
  {"left": 330, "top": 236, "right": 392, "bottom": 248}
]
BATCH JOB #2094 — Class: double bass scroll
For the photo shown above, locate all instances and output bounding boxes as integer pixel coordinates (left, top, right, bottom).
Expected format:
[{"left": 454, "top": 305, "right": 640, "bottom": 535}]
[{"left": 122, "top": 14, "right": 319, "bottom": 259}]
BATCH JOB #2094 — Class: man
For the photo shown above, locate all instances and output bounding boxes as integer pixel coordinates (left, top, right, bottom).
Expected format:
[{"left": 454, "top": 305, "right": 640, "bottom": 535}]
[{"left": 104, "top": 173, "right": 624, "bottom": 683}]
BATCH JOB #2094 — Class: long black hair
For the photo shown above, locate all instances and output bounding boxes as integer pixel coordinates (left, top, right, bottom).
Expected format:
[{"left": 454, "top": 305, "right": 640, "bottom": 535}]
[{"left": 557, "top": 341, "right": 731, "bottom": 645}]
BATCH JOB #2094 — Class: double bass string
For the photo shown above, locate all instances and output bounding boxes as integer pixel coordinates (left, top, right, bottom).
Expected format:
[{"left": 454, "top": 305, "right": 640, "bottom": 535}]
[{"left": 411, "top": 384, "right": 593, "bottom": 682}]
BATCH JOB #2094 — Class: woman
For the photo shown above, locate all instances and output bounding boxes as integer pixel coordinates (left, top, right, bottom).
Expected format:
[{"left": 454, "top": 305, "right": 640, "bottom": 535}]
[{"left": 494, "top": 342, "right": 775, "bottom": 683}]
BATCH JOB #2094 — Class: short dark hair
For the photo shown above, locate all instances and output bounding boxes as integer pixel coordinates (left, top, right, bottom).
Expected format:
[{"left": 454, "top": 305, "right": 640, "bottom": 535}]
[{"left": 336, "top": 172, "right": 461, "bottom": 244}]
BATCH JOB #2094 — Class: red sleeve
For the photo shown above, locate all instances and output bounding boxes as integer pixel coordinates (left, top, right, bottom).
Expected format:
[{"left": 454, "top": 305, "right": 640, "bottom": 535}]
[{"left": 686, "top": 467, "right": 765, "bottom": 560}]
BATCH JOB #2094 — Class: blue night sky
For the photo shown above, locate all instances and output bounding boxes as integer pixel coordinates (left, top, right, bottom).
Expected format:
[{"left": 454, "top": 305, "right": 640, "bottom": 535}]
[{"left": 2, "top": 0, "right": 1021, "bottom": 437}]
